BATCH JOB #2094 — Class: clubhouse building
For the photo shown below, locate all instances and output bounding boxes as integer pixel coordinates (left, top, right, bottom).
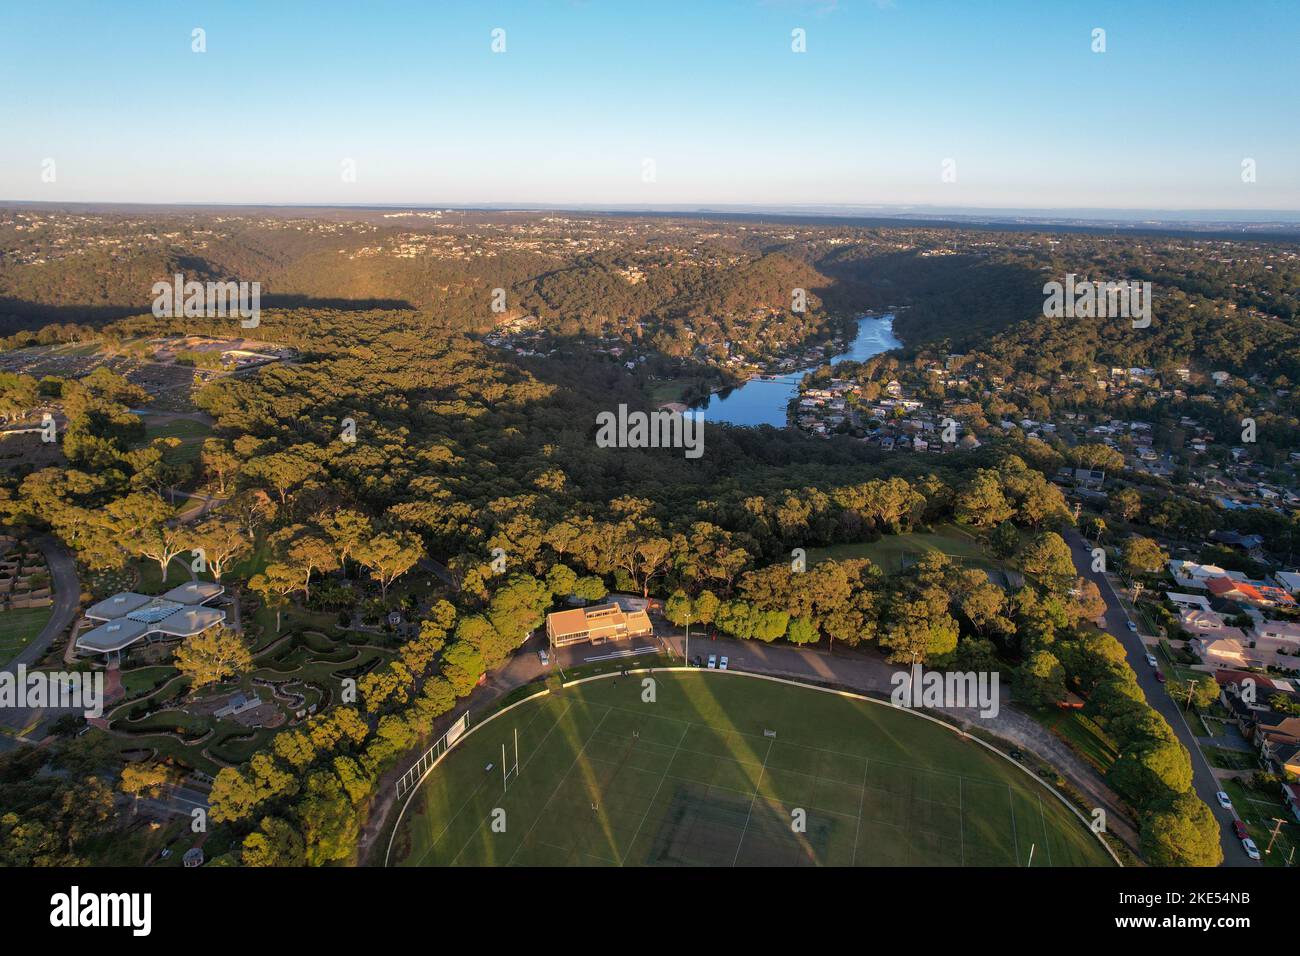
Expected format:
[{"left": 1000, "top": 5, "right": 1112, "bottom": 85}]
[
  {"left": 75, "top": 582, "right": 226, "bottom": 661},
  {"left": 545, "top": 601, "right": 654, "bottom": 648}
]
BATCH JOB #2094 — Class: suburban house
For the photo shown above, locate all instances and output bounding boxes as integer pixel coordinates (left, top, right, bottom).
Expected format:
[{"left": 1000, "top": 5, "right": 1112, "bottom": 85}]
[
  {"left": 1206, "top": 576, "right": 1298, "bottom": 610},
  {"left": 1168, "top": 560, "right": 1234, "bottom": 589},
  {"left": 75, "top": 582, "right": 226, "bottom": 661},
  {"left": 545, "top": 602, "right": 654, "bottom": 649},
  {"left": 1193, "top": 635, "right": 1249, "bottom": 669},
  {"left": 1274, "top": 570, "right": 1300, "bottom": 596},
  {"left": 1179, "top": 608, "right": 1227, "bottom": 633},
  {"left": 1269, "top": 742, "right": 1300, "bottom": 779},
  {"left": 1254, "top": 620, "right": 1300, "bottom": 655},
  {"left": 1167, "top": 591, "right": 1213, "bottom": 611},
  {"left": 1284, "top": 783, "right": 1300, "bottom": 824}
]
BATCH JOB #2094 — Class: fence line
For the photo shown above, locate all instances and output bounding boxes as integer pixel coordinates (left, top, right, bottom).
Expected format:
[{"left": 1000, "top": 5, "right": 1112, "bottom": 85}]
[{"left": 384, "top": 687, "right": 551, "bottom": 867}]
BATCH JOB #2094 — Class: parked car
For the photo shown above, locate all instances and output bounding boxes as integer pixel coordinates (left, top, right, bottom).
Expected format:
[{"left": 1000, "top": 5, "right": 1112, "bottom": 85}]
[
  {"left": 1216, "top": 791, "right": 1233, "bottom": 811},
  {"left": 1242, "top": 837, "right": 1261, "bottom": 861},
  {"left": 1155, "top": 670, "right": 1166, "bottom": 683},
  {"left": 537, "top": 649, "right": 549, "bottom": 666},
  {"left": 692, "top": 655, "right": 702, "bottom": 667},
  {"left": 1231, "top": 820, "right": 1248, "bottom": 840},
  {"left": 1145, "top": 653, "right": 1158, "bottom": 668},
  {"left": 1127, "top": 621, "right": 1138, "bottom": 632},
  {"left": 719, "top": 656, "right": 729, "bottom": 671},
  {"left": 1009, "top": 749, "right": 1025, "bottom": 762},
  {"left": 707, "top": 654, "right": 717, "bottom": 669}
]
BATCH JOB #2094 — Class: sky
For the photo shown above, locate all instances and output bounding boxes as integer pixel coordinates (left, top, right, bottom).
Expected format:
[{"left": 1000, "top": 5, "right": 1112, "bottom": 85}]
[{"left": 1, "top": 0, "right": 1297, "bottom": 212}]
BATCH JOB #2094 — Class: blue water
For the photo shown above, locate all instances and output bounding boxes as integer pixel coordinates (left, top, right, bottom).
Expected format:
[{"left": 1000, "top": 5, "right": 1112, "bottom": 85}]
[{"left": 694, "top": 314, "right": 901, "bottom": 427}]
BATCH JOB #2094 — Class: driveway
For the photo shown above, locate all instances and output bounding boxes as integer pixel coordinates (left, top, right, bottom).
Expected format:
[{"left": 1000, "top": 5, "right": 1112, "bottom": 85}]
[{"left": 1066, "top": 530, "right": 1255, "bottom": 867}]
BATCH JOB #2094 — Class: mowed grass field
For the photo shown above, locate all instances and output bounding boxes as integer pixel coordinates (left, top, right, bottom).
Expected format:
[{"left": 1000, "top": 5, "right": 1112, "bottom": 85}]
[
  {"left": 0, "top": 606, "right": 53, "bottom": 665},
  {"left": 806, "top": 523, "right": 990, "bottom": 573},
  {"left": 391, "top": 672, "right": 1112, "bottom": 868}
]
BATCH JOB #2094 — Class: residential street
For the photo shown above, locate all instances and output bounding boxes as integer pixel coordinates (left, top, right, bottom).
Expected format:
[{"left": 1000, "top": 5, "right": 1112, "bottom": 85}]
[{"left": 1066, "top": 530, "right": 1255, "bottom": 868}]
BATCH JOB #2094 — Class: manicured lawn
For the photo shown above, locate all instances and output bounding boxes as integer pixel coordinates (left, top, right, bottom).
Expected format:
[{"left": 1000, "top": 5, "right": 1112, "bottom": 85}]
[
  {"left": 807, "top": 523, "right": 992, "bottom": 573},
  {"left": 0, "top": 606, "right": 54, "bottom": 664},
  {"left": 392, "top": 671, "right": 1112, "bottom": 868},
  {"left": 120, "top": 665, "right": 180, "bottom": 698},
  {"left": 139, "top": 419, "right": 213, "bottom": 466}
]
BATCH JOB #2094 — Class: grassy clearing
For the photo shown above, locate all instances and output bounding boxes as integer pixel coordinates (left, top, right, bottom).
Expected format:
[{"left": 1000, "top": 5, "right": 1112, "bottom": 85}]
[
  {"left": 392, "top": 671, "right": 1111, "bottom": 868},
  {"left": 139, "top": 419, "right": 213, "bottom": 467},
  {"left": 0, "top": 606, "right": 54, "bottom": 664},
  {"left": 1034, "top": 708, "right": 1120, "bottom": 774},
  {"left": 807, "top": 523, "right": 992, "bottom": 573}
]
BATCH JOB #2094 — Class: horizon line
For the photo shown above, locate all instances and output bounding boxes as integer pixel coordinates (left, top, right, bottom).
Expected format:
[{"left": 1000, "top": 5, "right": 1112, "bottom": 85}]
[{"left": 5, "top": 199, "right": 1300, "bottom": 229}]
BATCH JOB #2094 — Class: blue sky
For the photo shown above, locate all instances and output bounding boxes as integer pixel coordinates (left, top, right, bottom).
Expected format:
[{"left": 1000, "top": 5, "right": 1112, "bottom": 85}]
[{"left": 1, "top": 0, "right": 1297, "bottom": 210}]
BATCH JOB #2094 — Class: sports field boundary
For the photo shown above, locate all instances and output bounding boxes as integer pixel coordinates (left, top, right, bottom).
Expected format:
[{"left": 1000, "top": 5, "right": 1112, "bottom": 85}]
[
  {"left": 384, "top": 686, "right": 551, "bottom": 867},
  {"left": 387, "top": 667, "right": 1121, "bottom": 867},
  {"left": 562, "top": 667, "right": 1120, "bottom": 866}
]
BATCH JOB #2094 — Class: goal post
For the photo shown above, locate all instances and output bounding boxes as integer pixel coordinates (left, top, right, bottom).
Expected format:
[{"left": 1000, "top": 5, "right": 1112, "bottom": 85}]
[{"left": 395, "top": 708, "right": 471, "bottom": 801}]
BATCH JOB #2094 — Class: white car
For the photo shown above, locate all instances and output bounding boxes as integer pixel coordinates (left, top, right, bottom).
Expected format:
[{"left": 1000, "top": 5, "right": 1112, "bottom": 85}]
[
  {"left": 707, "top": 654, "right": 717, "bottom": 669},
  {"left": 1145, "top": 653, "right": 1158, "bottom": 668},
  {"left": 537, "top": 649, "right": 550, "bottom": 666},
  {"left": 719, "top": 656, "right": 729, "bottom": 671},
  {"left": 1127, "top": 621, "right": 1138, "bottom": 633},
  {"left": 1242, "top": 837, "right": 1261, "bottom": 861},
  {"left": 1216, "top": 791, "right": 1233, "bottom": 811}
]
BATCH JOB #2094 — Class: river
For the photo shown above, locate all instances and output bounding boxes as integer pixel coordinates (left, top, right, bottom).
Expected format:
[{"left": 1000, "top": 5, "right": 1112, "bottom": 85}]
[{"left": 693, "top": 313, "right": 902, "bottom": 427}]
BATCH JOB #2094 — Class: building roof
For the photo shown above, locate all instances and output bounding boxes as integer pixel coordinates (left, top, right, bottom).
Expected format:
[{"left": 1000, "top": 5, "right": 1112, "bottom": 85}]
[
  {"left": 85, "top": 592, "right": 152, "bottom": 620},
  {"left": 546, "top": 602, "right": 653, "bottom": 642},
  {"left": 1196, "top": 636, "right": 1246, "bottom": 658},
  {"left": 154, "top": 606, "right": 225, "bottom": 637},
  {"left": 77, "top": 584, "right": 227, "bottom": 654},
  {"left": 162, "top": 581, "right": 225, "bottom": 605},
  {"left": 1180, "top": 609, "right": 1225, "bottom": 631},
  {"left": 76, "top": 618, "right": 150, "bottom": 653},
  {"left": 1214, "top": 669, "right": 1278, "bottom": 689}
]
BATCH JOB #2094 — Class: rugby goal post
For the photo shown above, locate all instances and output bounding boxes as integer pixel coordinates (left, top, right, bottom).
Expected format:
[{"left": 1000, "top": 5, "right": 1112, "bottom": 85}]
[{"left": 395, "top": 710, "right": 470, "bottom": 801}]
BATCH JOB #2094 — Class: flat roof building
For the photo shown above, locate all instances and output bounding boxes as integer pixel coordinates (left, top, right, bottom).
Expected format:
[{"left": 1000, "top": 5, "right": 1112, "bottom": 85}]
[
  {"left": 76, "top": 582, "right": 227, "bottom": 660},
  {"left": 545, "top": 602, "right": 653, "bottom": 648}
]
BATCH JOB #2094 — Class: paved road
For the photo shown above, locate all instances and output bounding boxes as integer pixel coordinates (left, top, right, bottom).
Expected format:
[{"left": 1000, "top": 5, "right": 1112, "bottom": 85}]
[
  {"left": 0, "top": 535, "right": 83, "bottom": 748},
  {"left": 1066, "top": 530, "right": 1254, "bottom": 868}
]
